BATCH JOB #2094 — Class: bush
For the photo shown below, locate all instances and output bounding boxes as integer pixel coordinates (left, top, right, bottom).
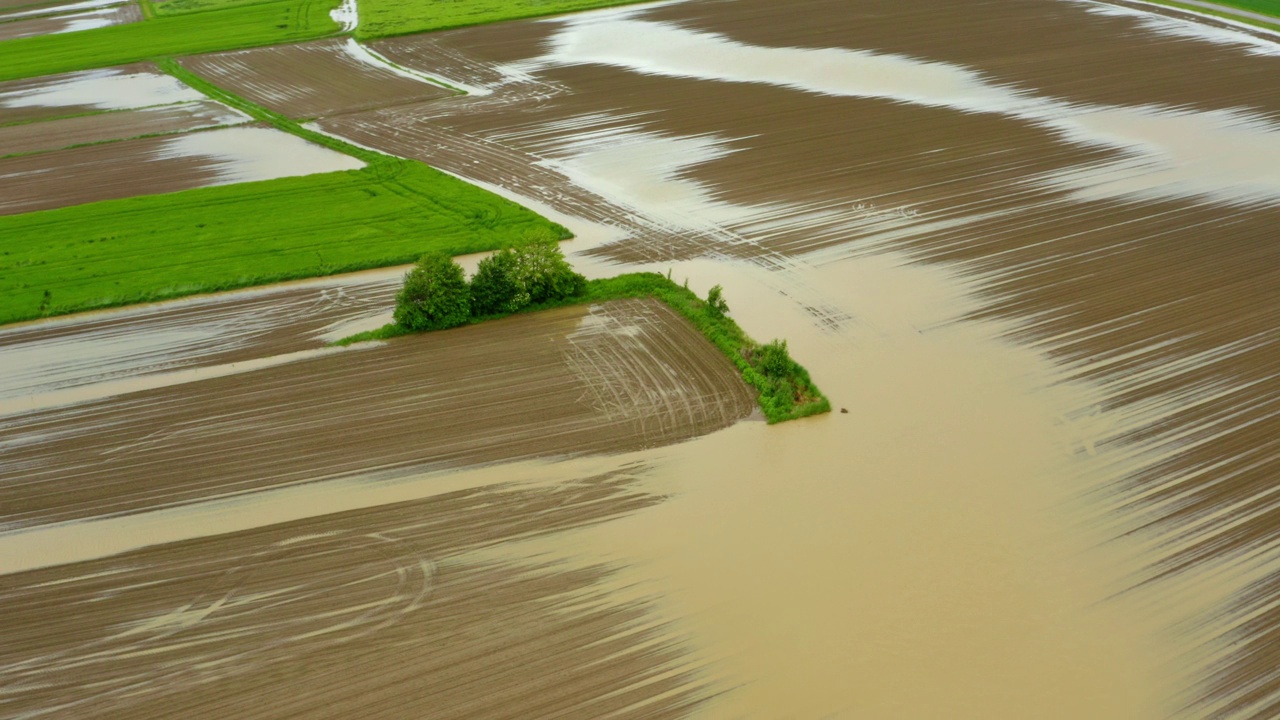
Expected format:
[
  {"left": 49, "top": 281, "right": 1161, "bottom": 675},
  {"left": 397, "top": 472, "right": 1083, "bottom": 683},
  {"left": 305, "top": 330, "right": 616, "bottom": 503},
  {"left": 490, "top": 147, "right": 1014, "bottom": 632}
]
[
  {"left": 706, "top": 284, "right": 729, "bottom": 319},
  {"left": 393, "top": 252, "right": 470, "bottom": 330},
  {"left": 470, "top": 240, "right": 585, "bottom": 317},
  {"left": 756, "top": 339, "right": 792, "bottom": 379},
  {"left": 509, "top": 240, "right": 586, "bottom": 305},
  {"left": 470, "top": 249, "right": 521, "bottom": 316}
]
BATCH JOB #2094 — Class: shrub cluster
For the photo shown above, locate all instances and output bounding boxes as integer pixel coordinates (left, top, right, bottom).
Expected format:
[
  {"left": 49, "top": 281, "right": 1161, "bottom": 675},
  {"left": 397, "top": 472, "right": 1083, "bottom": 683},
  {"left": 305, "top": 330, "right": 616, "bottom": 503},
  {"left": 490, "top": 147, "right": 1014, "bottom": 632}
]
[
  {"left": 394, "top": 240, "right": 586, "bottom": 330},
  {"left": 740, "top": 338, "right": 821, "bottom": 420}
]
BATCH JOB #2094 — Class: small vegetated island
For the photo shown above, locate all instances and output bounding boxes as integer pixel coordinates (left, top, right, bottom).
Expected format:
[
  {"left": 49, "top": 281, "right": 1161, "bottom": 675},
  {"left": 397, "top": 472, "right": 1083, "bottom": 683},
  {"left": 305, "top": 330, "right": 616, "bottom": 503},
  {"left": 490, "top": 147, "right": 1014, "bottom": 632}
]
[{"left": 338, "top": 242, "right": 831, "bottom": 424}]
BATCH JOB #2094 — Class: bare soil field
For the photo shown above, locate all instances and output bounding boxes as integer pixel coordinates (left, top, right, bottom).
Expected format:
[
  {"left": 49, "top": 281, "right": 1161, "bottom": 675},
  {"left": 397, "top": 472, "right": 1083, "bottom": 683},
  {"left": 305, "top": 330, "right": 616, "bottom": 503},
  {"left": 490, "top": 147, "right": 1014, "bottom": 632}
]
[
  {"left": 0, "top": 298, "right": 755, "bottom": 526},
  {"left": 0, "top": 99, "right": 244, "bottom": 155},
  {"left": 179, "top": 38, "right": 455, "bottom": 119},
  {"left": 0, "top": 62, "right": 208, "bottom": 124},
  {"left": 0, "top": 2, "right": 140, "bottom": 42},
  {"left": 0, "top": 125, "right": 361, "bottom": 215}
]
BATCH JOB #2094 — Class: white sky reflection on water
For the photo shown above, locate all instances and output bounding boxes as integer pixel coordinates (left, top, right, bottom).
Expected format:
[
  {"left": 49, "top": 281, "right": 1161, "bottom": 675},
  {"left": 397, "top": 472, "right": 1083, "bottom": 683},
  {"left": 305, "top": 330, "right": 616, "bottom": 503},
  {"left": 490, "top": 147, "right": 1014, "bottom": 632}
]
[{"left": 528, "top": 11, "right": 1280, "bottom": 206}]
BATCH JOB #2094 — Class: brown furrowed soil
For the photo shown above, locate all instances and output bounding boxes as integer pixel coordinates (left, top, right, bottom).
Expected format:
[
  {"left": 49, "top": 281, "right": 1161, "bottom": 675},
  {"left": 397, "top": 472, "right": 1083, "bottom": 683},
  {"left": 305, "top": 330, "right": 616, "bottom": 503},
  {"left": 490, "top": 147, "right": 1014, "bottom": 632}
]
[
  {"left": 6, "top": 0, "right": 1280, "bottom": 718},
  {"left": 0, "top": 99, "right": 244, "bottom": 155},
  {"left": 0, "top": 465, "right": 707, "bottom": 719},
  {"left": 0, "top": 125, "right": 360, "bottom": 214},
  {"left": 0, "top": 298, "right": 755, "bottom": 527},
  {"left": 0, "top": 63, "right": 207, "bottom": 125},
  {"left": 178, "top": 38, "right": 455, "bottom": 119},
  {"left": 0, "top": 2, "right": 140, "bottom": 42}
]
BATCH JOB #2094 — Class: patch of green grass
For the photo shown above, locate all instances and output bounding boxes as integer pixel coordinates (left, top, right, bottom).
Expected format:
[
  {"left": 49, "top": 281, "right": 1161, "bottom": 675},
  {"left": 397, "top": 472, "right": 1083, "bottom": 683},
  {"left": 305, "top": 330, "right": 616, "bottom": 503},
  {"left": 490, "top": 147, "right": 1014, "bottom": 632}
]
[
  {"left": 1146, "top": 0, "right": 1280, "bottom": 30},
  {"left": 338, "top": 272, "right": 832, "bottom": 424},
  {"left": 0, "top": 0, "right": 341, "bottom": 82},
  {"left": 0, "top": 162, "right": 569, "bottom": 326},
  {"left": 1220, "top": 0, "right": 1280, "bottom": 16},
  {"left": 355, "top": 0, "right": 650, "bottom": 39},
  {"left": 152, "top": 0, "right": 293, "bottom": 17}
]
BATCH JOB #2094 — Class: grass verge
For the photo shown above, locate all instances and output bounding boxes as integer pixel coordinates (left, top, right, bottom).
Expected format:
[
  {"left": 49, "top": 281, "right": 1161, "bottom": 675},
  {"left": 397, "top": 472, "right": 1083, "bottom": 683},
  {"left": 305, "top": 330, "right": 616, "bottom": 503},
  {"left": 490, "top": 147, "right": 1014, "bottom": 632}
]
[
  {"left": 1139, "top": 0, "right": 1280, "bottom": 31},
  {"left": 0, "top": 61, "right": 569, "bottom": 326},
  {"left": 0, "top": 0, "right": 341, "bottom": 82},
  {"left": 355, "top": 0, "right": 653, "bottom": 39},
  {"left": 336, "top": 272, "right": 832, "bottom": 424}
]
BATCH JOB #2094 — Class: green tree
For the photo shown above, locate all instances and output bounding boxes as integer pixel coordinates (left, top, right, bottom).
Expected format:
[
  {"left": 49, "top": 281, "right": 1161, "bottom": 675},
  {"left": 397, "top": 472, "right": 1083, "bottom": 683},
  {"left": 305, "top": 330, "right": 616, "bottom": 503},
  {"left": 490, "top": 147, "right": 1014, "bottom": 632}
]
[
  {"left": 393, "top": 252, "right": 470, "bottom": 331},
  {"left": 756, "top": 339, "right": 792, "bottom": 379},
  {"left": 706, "top": 284, "right": 729, "bottom": 319},
  {"left": 470, "top": 249, "right": 520, "bottom": 316},
  {"left": 469, "top": 240, "right": 585, "bottom": 317},
  {"left": 509, "top": 240, "right": 586, "bottom": 305}
]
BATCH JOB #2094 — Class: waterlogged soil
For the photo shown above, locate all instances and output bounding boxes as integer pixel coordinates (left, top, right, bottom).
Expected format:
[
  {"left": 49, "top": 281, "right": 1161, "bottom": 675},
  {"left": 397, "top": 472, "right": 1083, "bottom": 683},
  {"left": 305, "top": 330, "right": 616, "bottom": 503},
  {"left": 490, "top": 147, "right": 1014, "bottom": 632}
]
[
  {"left": 0, "top": 63, "right": 207, "bottom": 124},
  {"left": 0, "top": 465, "right": 705, "bottom": 719},
  {"left": 323, "top": 1, "right": 1280, "bottom": 716},
  {"left": 0, "top": 100, "right": 245, "bottom": 155},
  {"left": 0, "top": 125, "right": 361, "bottom": 215},
  {"left": 179, "top": 38, "right": 455, "bottom": 119},
  {"left": 6, "top": 0, "right": 1280, "bottom": 718},
  {"left": 0, "top": 299, "right": 755, "bottom": 526},
  {"left": 0, "top": 1, "right": 140, "bottom": 42}
]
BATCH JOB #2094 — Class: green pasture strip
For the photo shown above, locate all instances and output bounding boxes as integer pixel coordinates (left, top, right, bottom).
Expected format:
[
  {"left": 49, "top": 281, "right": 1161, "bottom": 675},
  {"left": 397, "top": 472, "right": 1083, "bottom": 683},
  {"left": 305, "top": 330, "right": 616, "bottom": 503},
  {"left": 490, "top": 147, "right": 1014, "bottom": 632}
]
[
  {"left": 355, "top": 0, "right": 651, "bottom": 39},
  {"left": 0, "top": 162, "right": 569, "bottom": 325},
  {"left": 152, "top": 0, "right": 292, "bottom": 17},
  {"left": 1144, "top": 0, "right": 1280, "bottom": 29},
  {"left": 0, "top": 0, "right": 340, "bottom": 82},
  {"left": 337, "top": 272, "right": 832, "bottom": 424},
  {"left": 1221, "top": 0, "right": 1279, "bottom": 16}
]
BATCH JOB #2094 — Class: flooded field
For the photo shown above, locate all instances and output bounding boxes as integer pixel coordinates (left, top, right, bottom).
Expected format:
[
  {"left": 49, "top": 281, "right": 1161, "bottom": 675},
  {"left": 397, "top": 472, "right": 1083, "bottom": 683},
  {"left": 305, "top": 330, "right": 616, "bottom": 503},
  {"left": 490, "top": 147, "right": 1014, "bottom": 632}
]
[
  {"left": 0, "top": 298, "right": 754, "bottom": 526},
  {"left": 179, "top": 38, "right": 455, "bottom": 119},
  {"left": 0, "top": 63, "right": 208, "bottom": 123},
  {"left": 0, "top": 2, "right": 140, "bottom": 41},
  {"left": 0, "top": 126, "right": 363, "bottom": 214},
  {"left": 0, "top": 100, "right": 245, "bottom": 155},
  {"left": 3, "top": 0, "right": 1280, "bottom": 718}
]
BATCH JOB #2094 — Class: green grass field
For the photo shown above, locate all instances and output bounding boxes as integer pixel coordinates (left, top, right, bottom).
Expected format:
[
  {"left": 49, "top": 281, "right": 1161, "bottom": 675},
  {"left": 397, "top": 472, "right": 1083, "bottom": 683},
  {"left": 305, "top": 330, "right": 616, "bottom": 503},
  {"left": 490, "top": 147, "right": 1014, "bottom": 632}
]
[
  {"left": 1150, "top": 0, "right": 1280, "bottom": 28},
  {"left": 0, "top": 158, "right": 567, "bottom": 325},
  {"left": 1223, "top": 0, "right": 1280, "bottom": 16},
  {"left": 0, "top": 0, "right": 340, "bottom": 82},
  {"left": 354, "top": 0, "right": 648, "bottom": 39}
]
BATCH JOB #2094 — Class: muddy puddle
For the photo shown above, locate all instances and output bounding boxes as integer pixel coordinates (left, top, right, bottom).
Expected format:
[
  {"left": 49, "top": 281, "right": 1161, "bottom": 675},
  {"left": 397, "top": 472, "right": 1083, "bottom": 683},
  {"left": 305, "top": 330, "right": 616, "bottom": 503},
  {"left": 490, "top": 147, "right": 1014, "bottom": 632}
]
[{"left": 4, "top": 0, "right": 1280, "bottom": 717}]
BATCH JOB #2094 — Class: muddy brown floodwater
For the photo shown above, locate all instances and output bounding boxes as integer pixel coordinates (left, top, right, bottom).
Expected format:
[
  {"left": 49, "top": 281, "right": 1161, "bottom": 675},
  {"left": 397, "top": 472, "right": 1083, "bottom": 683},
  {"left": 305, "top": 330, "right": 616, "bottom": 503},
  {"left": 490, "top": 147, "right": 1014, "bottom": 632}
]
[{"left": 5, "top": 0, "right": 1280, "bottom": 718}]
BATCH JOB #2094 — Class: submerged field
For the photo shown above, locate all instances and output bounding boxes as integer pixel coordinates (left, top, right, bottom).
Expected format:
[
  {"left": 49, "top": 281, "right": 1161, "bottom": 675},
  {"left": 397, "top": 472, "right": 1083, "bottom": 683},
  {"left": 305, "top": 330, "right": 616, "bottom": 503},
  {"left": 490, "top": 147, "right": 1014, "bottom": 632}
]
[{"left": 3, "top": 0, "right": 1280, "bottom": 718}]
